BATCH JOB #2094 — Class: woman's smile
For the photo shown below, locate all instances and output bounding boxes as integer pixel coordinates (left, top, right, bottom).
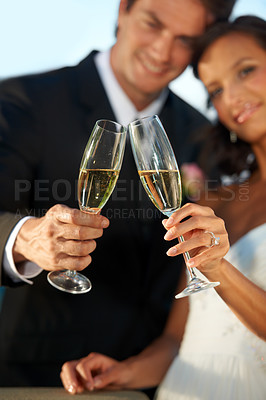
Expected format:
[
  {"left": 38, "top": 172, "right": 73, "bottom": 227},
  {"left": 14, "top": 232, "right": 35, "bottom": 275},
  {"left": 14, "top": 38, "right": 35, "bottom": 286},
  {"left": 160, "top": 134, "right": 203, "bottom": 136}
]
[{"left": 233, "top": 102, "right": 262, "bottom": 124}]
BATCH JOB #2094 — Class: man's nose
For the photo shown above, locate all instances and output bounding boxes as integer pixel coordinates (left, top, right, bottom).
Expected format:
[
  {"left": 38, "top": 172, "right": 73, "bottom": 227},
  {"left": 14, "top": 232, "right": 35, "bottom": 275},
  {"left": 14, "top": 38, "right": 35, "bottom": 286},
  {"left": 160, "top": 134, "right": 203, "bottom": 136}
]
[{"left": 152, "top": 32, "right": 174, "bottom": 63}]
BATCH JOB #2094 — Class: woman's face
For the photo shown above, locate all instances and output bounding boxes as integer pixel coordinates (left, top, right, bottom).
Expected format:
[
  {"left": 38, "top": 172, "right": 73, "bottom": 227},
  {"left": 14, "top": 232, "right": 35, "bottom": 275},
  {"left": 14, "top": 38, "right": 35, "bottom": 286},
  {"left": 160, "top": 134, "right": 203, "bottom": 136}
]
[{"left": 198, "top": 32, "right": 266, "bottom": 144}]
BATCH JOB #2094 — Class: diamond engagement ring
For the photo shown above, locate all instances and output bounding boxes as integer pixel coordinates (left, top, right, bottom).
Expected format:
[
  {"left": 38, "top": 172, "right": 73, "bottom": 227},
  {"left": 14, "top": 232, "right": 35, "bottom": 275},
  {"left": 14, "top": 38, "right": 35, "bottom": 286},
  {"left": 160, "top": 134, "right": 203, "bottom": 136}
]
[{"left": 205, "top": 231, "right": 220, "bottom": 247}]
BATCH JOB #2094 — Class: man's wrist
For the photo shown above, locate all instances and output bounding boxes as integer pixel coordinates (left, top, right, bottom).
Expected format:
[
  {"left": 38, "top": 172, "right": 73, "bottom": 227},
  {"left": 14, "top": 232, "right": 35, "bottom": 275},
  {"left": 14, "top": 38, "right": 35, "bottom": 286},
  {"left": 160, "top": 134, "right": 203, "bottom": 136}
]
[{"left": 3, "top": 216, "right": 42, "bottom": 284}]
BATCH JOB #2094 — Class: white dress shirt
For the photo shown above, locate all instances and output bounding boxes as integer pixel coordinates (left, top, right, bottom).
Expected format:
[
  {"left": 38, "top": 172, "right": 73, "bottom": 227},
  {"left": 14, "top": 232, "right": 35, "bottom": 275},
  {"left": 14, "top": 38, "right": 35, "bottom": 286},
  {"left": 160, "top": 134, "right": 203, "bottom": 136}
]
[
  {"left": 4, "top": 49, "right": 169, "bottom": 283},
  {"left": 94, "top": 50, "right": 168, "bottom": 126}
]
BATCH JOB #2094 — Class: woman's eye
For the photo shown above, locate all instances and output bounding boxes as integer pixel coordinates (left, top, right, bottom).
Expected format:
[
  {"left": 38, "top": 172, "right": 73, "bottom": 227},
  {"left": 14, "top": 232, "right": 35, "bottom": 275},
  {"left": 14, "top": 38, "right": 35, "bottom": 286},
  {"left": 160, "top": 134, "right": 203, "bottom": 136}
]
[
  {"left": 209, "top": 87, "right": 223, "bottom": 101},
  {"left": 239, "top": 66, "right": 255, "bottom": 78}
]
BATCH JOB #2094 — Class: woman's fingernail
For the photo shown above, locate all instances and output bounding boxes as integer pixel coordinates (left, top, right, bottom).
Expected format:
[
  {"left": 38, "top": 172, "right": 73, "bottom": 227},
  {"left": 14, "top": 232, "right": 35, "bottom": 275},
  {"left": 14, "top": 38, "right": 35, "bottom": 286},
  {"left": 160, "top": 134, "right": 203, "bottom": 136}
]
[
  {"left": 164, "top": 230, "right": 174, "bottom": 240},
  {"left": 162, "top": 219, "right": 167, "bottom": 227},
  {"left": 165, "top": 216, "right": 174, "bottom": 227},
  {"left": 167, "top": 247, "right": 178, "bottom": 256}
]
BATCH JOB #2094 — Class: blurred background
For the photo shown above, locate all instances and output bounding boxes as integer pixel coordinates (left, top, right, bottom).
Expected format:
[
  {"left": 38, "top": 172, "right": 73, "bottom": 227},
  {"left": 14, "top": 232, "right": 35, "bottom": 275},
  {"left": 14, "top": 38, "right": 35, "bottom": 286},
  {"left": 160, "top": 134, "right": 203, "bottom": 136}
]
[
  {"left": 0, "top": 0, "right": 266, "bottom": 305},
  {"left": 1, "top": 0, "right": 266, "bottom": 117}
]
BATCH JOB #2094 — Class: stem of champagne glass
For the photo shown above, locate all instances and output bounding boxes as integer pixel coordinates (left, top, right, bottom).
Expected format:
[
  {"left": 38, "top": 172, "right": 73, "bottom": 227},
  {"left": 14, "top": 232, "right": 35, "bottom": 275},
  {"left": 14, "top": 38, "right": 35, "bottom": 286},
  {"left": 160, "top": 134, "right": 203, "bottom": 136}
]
[{"left": 179, "top": 235, "right": 197, "bottom": 280}]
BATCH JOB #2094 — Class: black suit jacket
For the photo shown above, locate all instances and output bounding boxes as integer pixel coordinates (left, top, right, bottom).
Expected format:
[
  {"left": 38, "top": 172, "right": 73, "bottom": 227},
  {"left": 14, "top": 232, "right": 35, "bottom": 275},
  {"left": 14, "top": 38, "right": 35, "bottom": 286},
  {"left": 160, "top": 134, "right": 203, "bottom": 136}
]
[{"left": 0, "top": 51, "right": 209, "bottom": 386}]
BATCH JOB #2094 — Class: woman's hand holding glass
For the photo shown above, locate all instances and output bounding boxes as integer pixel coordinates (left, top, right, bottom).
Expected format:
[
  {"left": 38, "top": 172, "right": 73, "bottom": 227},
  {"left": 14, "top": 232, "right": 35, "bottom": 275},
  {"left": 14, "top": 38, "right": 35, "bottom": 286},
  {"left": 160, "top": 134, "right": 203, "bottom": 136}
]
[
  {"left": 163, "top": 202, "right": 230, "bottom": 276},
  {"left": 129, "top": 115, "right": 220, "bottom": 298}
]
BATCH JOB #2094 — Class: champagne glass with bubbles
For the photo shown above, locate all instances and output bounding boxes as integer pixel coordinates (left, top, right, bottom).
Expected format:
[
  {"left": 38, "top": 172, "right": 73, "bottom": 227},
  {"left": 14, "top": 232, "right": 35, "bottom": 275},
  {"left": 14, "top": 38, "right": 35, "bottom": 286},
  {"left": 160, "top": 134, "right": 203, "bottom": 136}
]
[
  {"left": 48, "top": 119, "right": 126, "bottom": 294},
  {"left": 129, "top": 115, "right": 219, "bottom": 299}
]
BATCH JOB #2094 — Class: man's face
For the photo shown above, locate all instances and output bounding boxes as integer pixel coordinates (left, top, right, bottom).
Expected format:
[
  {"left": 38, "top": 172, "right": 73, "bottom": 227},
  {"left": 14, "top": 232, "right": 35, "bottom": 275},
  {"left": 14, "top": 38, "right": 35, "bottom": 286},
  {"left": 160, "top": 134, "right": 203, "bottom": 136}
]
[{"left": 111, "top": 0, "right": 210, "bottom": 108}]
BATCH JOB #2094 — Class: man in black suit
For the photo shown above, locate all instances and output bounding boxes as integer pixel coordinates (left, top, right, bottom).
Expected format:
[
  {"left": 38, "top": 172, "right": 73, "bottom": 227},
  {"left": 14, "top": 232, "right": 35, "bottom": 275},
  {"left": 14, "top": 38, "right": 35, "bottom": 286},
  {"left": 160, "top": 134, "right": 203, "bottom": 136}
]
[{"left": 0, "top": 0, "right": 235, "bottom": 393}]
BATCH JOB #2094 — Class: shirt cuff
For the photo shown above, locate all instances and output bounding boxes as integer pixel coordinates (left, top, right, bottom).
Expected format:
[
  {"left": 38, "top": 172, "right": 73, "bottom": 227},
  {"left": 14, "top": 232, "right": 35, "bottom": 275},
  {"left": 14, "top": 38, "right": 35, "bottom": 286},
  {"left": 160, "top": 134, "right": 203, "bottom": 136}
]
[{"left": 3, "top": 216, "right": 43, "bottom": 285}]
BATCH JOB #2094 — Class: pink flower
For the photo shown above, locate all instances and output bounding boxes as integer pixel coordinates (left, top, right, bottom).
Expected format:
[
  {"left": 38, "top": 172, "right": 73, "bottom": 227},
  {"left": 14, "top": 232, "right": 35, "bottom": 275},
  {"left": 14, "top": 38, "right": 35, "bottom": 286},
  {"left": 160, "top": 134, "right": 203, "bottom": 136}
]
[{"left": 181, "top": 163, "right": 205, "bottom": 201}]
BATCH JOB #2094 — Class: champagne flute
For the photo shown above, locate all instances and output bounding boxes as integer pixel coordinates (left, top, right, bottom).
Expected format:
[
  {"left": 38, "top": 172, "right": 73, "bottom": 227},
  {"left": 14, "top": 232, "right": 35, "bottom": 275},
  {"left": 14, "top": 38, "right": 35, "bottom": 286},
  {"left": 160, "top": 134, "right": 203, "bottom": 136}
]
[
  {"left": 128, "top": 115, "right": 219, "bottom": 299},
  {"left": 47, "top": 119, "right": 126, "bottom": 294}
]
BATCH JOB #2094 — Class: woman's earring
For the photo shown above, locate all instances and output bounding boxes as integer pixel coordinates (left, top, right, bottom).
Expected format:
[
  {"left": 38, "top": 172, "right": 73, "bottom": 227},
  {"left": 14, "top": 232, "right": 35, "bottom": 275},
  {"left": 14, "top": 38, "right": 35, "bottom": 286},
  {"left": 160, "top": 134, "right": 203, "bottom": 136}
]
[{"left": 230, "top": 131, "right": 238, "bottom": 143}]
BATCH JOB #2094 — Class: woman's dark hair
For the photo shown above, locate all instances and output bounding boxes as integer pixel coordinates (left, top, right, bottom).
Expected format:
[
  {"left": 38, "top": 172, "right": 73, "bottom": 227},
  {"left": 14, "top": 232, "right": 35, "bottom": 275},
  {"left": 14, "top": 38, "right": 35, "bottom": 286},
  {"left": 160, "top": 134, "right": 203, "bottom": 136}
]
[
  {"left": 192, "top": 16, "right": 266, "bottom": 180},
  {"left": 193, "top": 16, "right": 266, "bottom": 77}
]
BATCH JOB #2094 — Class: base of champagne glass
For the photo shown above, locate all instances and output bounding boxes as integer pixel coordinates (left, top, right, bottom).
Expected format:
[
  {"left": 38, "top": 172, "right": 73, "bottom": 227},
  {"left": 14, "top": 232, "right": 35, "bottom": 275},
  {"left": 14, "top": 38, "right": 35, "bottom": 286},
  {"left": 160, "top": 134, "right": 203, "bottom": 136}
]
[
  {"left": 47, "top": 270, "right": 92, "bottom": 294},
  {"left": 175, "top": 277, "right": 220, "bottom": 299}
]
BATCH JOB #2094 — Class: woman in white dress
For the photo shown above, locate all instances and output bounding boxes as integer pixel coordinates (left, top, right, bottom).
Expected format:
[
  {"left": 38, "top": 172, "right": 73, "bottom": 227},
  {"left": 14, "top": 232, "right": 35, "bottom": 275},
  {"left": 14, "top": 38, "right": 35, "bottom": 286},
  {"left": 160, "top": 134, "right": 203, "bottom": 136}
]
[
  {"left": 156, "top": 15, "right": 266, "bottom": 400},
  {"left": 60, "top": 16, "right": 266, "bottom": 399}
]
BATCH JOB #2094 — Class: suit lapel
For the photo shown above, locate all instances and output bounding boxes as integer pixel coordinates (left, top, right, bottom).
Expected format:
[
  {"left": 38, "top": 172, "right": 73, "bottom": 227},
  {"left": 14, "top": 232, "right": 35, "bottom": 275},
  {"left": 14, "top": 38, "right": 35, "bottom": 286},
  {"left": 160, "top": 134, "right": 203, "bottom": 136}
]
[{"left": 75, "top": 51, "right": 116, "bottom": 122}]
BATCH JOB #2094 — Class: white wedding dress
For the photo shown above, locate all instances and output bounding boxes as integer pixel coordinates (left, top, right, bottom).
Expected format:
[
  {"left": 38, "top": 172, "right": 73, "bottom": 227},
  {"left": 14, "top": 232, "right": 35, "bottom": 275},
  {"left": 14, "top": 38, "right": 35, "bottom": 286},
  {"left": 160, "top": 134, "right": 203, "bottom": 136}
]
[{"left": 156, "top": 224, "right": 266, "bottom": 400}]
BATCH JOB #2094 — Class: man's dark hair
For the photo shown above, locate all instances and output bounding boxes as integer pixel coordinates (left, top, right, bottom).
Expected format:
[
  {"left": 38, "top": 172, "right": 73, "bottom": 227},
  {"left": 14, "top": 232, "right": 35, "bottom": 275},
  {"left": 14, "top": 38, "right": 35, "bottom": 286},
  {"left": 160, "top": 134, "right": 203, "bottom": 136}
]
[
  {"left": 125, "top": 0, "right": 236, "bottom": 21},
  {"left": 115, "top": 0, "right": 236, "bottom": 37},
  {"left": 200, "top": 0, "right": 236, "bottom": 21}
]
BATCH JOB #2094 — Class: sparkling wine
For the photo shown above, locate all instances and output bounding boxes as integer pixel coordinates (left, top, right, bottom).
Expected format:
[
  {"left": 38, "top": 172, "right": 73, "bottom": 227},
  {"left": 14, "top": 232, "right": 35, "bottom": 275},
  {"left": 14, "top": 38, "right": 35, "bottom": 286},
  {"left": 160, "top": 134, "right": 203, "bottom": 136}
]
[
  {"left": 139, "top": 169, "right": 181, "bottom": 217},
  {"left": 78, "top": 168, "right": 119, "bottom": 213}
]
